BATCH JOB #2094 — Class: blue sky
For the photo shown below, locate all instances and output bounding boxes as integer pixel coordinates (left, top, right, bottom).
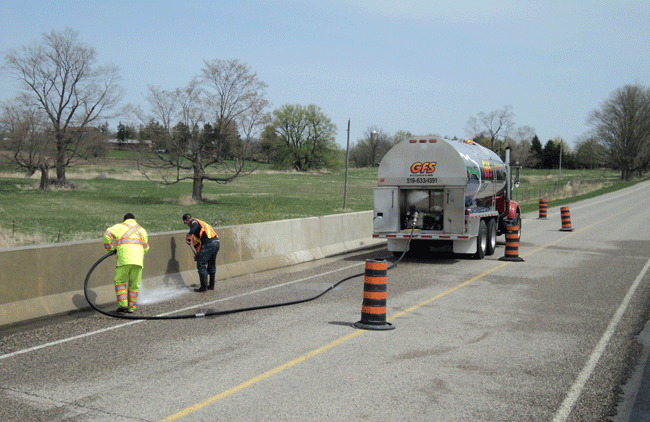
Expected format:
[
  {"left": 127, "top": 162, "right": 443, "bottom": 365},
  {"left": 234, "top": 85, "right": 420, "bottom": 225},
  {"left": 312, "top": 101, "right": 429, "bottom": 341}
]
[{"left": 1, "top": 0, "right": 649, "bottom": 149}]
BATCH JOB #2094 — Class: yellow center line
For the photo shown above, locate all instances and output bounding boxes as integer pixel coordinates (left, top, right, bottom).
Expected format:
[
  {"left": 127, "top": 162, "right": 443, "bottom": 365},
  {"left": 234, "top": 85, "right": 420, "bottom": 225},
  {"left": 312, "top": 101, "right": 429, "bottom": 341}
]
[
  {"left": 389, "top": 199, "right": 638, "bottom": 322},
  {"left": 163, "top": 262, "right": 520, "bottom": 422},
  {"left": 161, "top": 330, "right": 364, "bottom": 422},
  {"left": 161, "top": 195, "right": 649, "bottom": 421},
  {"left": 388, "top": 262, "right": 510, "bottom": 321}
]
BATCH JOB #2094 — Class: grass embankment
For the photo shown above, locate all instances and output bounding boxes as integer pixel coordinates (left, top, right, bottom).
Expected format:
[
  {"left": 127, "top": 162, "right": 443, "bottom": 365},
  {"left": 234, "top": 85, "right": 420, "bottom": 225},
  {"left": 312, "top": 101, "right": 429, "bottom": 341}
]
[
  {"left": 0, "top": 151, "right": 642, "bottom": 248},
  {"left": 0, "top": 151, "right": 377, "bottom": 247},
  {"left": 514, "top": 168, "right": 640, "bottom": 214}
]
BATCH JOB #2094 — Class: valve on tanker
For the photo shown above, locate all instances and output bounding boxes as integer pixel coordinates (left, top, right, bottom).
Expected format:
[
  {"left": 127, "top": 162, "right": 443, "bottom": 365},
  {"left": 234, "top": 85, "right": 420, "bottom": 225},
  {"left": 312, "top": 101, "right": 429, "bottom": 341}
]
[{"left": 409, "top": 211, "right": 420, "bottom": 229}]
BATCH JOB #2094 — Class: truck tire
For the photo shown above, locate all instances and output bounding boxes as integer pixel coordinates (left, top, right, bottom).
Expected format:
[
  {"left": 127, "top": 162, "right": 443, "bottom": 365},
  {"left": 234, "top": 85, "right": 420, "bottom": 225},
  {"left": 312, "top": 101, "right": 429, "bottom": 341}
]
[
  {"left": 486, "top": 218, "right": 497, "bottom": 256},
  {"left": 474, "top": 220, "right": 487, "bottom": 259}
]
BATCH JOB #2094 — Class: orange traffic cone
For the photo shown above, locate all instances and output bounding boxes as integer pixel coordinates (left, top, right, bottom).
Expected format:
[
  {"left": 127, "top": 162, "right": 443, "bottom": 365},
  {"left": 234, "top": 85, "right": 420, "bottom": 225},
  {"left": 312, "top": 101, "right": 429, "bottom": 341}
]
[
  {"left": 559, "top": 206, "right": 574, "bottom": 231},
  {"left": 354, "top": 259, "right": 395, "bottom": 330},
  {"left": 499, "top": 225, "right": 524, "bottom": 262},
  {"left": 538, "top": 199, "right": 548, "bottom": 219}
]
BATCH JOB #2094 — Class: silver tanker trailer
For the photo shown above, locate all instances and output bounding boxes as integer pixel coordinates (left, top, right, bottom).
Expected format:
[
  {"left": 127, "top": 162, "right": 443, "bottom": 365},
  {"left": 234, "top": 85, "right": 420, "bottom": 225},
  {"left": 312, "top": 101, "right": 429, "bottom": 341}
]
[{"left": 372, "top": 136, "right": 521, "bottom": 259}]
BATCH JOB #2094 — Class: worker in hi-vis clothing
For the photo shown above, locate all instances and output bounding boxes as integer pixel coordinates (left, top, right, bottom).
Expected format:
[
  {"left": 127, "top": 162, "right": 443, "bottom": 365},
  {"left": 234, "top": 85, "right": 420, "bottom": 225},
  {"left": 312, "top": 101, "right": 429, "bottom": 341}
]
[
  {"left": 103, "top": 213, "right": 149, "bottom": 313},
  {"left": 182, "top": 213, "right": 220, "bottom": 293}
]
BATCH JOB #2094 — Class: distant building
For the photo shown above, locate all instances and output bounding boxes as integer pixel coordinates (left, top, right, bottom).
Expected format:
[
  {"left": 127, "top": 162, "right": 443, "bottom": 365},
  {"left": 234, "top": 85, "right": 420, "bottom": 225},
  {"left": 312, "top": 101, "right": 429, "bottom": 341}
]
[{"left": 106, "top": 138, "right": 152, "bottom": 150}]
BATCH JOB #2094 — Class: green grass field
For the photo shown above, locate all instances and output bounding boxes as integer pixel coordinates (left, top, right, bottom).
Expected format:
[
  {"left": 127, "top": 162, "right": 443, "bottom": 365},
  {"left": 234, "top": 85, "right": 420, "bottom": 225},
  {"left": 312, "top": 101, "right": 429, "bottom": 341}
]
[
  {"left": 0, "top": 151, "right": 642, "bottom": 248},
  {"left": 0, "top": 152, "right": 378, "bottom": 247}
]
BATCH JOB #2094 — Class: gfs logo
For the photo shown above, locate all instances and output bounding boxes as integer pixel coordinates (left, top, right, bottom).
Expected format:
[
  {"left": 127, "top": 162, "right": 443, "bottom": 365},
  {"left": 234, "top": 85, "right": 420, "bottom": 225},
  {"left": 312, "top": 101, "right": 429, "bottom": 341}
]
[{"left": 410, "top": 162, "right": 437, "bottom": 174}]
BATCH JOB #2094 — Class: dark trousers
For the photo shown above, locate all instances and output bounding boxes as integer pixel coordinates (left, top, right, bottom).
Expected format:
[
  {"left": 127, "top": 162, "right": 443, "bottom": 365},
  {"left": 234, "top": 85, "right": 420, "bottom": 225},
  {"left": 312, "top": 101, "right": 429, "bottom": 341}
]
[{"left": 196, "top": 239, "right": 220, "bottom": 277}]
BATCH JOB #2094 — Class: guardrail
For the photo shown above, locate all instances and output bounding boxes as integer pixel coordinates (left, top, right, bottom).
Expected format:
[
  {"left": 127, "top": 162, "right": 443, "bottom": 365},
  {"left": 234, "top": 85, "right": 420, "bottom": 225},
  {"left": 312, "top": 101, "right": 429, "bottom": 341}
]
[{"left": 1, "top": 211, "right": 384, "bottom": 327}]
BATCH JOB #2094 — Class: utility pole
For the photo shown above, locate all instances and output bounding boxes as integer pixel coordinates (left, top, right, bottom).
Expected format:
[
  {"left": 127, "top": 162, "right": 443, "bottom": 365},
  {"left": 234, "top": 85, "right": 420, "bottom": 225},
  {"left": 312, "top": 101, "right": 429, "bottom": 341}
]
[
  {"left": 558, "top": 142, "right": 562, "bottom": 180},
  {"left": 343, "top": 118, "right": 350, "bottom": 209}
]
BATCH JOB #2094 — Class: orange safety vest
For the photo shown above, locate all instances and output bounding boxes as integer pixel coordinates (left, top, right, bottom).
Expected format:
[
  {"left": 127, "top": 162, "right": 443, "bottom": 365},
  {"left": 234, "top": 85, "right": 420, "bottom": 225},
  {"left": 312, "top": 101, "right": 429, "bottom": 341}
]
[
  {"left": 186, "top": 218, "right": 218, "bottom": 253},
  {"left": 103, "top": 219, "right": 149, "bottom": 266}
]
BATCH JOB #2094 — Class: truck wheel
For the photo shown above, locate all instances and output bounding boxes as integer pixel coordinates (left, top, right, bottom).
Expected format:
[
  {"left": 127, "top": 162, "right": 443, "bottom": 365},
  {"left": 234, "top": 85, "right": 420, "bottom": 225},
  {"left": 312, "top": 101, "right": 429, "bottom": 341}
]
[
  {"left": 486, "top": 219, "right": 497, "bottom": 256},
  {"left": 474, "top": 220, "right": 487, "bottom": 259}
]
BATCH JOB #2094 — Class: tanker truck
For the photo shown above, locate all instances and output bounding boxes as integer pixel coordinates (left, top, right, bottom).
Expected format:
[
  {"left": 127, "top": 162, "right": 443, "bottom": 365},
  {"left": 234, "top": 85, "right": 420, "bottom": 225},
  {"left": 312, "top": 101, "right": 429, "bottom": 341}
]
[{"left": 372, "top": 136, "right": 521, "bottom": 259}]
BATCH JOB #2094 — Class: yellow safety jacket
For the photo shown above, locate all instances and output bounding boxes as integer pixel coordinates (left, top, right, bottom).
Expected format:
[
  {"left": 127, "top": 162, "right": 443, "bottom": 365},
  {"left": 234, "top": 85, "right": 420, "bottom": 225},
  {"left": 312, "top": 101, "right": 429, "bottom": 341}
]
[
  {"left": 103, "top": 219, "right": 149, "bottom": 267},
  {"left": 185, "top": 218, "right": 218, "bottom": 253}
]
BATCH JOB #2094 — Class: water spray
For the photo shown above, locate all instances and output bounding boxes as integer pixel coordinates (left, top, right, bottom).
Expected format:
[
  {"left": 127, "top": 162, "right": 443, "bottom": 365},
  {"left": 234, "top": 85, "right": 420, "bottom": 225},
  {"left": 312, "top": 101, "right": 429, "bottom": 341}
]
[{"left": 84, "top": 229, "right": 415, "bottom": 321}]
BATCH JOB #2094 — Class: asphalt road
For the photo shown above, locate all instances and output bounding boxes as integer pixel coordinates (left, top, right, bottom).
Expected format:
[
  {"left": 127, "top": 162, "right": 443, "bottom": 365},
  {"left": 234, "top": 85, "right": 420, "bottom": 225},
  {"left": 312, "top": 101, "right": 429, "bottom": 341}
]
[{"left": 2, "top": 180, "right": 650, "bottom": 422}]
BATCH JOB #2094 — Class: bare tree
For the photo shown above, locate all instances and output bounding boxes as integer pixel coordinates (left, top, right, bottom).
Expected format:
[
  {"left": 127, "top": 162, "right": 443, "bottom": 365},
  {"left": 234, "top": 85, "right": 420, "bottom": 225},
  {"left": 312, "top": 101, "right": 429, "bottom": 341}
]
[
  {"left": 3, "top": 28, "right": 123, "bottom": 183},
  {"left": 139, "top": 60, "right": 269, "bottom": 201},
  {"left": 391, "top": 130, "right": 414, "bottom": 145},
  {"left": 201, "top": 58, "right": 269, "bottom": 145},
  {"left": 138, "top": 82, "right": 210, "bottom": 199},
  {"left": 509, "top": 125, "right": 536, "bottom": 167},
  {"left": 512, "top": 125, "right": 536, "bottom": 144},
  {"left": 351, "top": 126, "right": 392, "bottom": 167},
  {"left": 239, "top": 95, "right": 268, "bottom": 146},
  {"left": 588, "top": 84, "right": 650, "bottom": 180},
  {"left": 142, "top": 84, "right": 187, "bottom": 134},
  {"left": 465, "top": 105, "right": 515, "bottom": 152},
  {"left": 0, "top": 96, "right": 54, "bottom": 189}
]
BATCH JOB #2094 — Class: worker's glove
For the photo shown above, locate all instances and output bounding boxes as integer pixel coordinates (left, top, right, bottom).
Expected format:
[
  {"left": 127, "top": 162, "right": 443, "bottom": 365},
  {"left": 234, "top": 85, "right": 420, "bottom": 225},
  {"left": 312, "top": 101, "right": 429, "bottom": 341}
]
[
  {"left": 185, "top": 235, "right": 192, "bottom": 245},
  {"left": 193, "top": 255, "right": 198, "bottom": 261}
]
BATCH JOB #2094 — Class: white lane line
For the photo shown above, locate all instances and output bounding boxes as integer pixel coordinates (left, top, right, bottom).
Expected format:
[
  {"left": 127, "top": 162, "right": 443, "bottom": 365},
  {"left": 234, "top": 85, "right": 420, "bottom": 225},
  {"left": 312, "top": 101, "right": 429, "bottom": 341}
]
[
  {"left": 0, "top": 321, "right": 143, "bottom": 361},
  {"left": 552, "top": 256, "right": 650, "bottom": 422},
  {"left": 0, "top": 262, "right": 365, "bottom": 361}
]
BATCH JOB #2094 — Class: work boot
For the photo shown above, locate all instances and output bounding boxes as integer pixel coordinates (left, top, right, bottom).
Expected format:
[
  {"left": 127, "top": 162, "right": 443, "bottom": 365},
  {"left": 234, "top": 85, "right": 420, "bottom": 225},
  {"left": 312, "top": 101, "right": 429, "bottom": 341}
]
[
  {"left": 194, "top": 275, "right": 208, "bottom": 293},
  {"left": 115, "top": 306, "right": 129, "bottom": 313},
  {"left": 208, "top": 273, "right": 215, "bottom": 291}
]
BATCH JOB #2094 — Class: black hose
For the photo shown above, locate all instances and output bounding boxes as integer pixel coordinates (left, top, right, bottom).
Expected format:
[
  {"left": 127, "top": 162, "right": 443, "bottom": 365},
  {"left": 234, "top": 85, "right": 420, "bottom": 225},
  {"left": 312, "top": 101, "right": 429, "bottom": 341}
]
[
  {"left": 84, "top": 230, "right": 414, "bottom": 321},
  {"left": 84, "top": 251, "right": 367, "bottom": 320},
  {"left": 388, "top": 215, "right": 417, "bottom": 269}
]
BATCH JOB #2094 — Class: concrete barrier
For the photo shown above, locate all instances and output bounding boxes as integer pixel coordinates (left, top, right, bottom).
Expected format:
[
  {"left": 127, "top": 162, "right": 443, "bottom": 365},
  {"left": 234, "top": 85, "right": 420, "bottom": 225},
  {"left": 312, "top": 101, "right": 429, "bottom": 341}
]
[{"left": 0, "top": 211, "right": 385, "bottom": 327}]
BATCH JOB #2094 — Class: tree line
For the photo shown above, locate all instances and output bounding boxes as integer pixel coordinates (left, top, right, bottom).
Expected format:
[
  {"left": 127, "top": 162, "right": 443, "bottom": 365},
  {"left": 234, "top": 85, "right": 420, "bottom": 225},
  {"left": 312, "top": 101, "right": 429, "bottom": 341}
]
[
  {"left": 0, "top": 29, "right": 339, "bottom": 200},
  {"left": 2, "top": 28, "right": 649, "bottom": 202},
  {"left": 351, "top": 98, "right": 650, "bottom": 181}
]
